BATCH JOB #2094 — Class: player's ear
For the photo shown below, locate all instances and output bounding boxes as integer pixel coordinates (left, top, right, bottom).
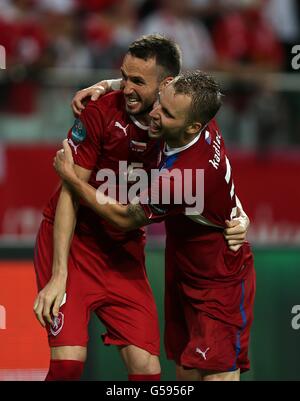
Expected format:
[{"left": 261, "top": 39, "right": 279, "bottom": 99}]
[
  {"left": 159, "top": 77, "right": 174, "bottom": 91},
  {"left": 186, "top": 122, "right": 202, "bottom": 135}
]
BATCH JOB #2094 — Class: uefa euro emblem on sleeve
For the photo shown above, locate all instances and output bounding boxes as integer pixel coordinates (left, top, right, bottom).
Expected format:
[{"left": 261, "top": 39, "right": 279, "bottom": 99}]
[{"left": 71, "top": 118, "right": 87, "bottom": 143}]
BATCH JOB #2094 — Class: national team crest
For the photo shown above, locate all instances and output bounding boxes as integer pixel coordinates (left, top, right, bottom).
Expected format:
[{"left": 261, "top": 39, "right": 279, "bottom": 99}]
[
  {"left": 71, "top": 119, "right": 86, "bottom": 143},
  {"left": 130, "top": 140, "right": 147, "bottom": 152},
  {"left": 50, "top": 312, "right": 64, "bottom": 336}
]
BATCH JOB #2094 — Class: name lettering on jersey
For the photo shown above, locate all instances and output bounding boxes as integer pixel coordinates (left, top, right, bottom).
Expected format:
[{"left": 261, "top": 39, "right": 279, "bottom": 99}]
[
  {"left": 68, "top": 138, "right": 80, "bottom": 154},
  {"left": 115, "top": 121, "right": 129, "bottom": 136},
  {"left": 209, "top": 131, "right": 221, "bottom": 170}
]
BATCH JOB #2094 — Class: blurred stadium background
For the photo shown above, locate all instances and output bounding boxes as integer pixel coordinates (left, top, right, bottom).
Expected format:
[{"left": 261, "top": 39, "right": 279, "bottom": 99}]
[{"left": 0, "top": 0, "right": 300, "bottom": 381}]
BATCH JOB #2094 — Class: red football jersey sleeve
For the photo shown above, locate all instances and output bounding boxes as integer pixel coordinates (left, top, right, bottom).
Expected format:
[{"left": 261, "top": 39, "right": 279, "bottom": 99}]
[{"left": 67, "top": 101, "right": 105, "bottom": 170}]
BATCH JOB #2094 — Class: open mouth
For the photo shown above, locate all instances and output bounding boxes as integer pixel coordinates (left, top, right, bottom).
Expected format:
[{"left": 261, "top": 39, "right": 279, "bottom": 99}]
[{"left": 125, "top": 96, "right": 140, "bottom": 107}]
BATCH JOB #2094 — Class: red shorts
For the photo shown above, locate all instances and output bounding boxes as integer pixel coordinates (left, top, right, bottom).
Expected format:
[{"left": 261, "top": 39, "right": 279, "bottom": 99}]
[
  {"left": 34, "top": 218, "right": 160, "bottom": 355},
  {"left": 164, "top": 260, "right": 256, "bottom": 373}
]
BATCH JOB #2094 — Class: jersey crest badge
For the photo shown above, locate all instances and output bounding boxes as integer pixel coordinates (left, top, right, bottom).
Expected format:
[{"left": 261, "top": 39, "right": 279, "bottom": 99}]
[
  {"left": 50, "top": 312, "right": 64, "bottom": 336},
  {"left": 130, "top": 140, "right": 147, "bottom": 152}
]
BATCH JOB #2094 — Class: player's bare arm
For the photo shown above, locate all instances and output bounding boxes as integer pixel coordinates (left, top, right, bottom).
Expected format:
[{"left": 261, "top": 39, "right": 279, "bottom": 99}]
[
  {"left": 34, "top": 157, "right": 92, "bottom": 328},
  {"left": 72, "top": 79, "right": 122, "bottom": 116},
  {"left": 127, "top": 203, "right": 150, "bottom": 228},
  {"left": 54, "top": 141, "right": 249, "bottom": 248},
  {"left": 33, "top": 184, "right": 77, "bottom": 327},
  {"left": 54, "top": 140, "right": 149, "bottom": 231}
]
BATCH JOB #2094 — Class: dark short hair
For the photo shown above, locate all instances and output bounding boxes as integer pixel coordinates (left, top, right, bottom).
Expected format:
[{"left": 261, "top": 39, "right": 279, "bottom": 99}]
[
  {"left": 128, "top": 34, "right": 182, "bottom": 79},
  {"left": 173, "top": 70, "right": 222, "bottom": 125}
]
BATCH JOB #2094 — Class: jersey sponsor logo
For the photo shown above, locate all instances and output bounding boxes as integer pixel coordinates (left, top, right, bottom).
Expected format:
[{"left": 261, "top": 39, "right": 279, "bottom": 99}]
[
  {"left": 195, "top": 347, "right": 210, "bottom": 360},
  {"left": 68, "top": 138, "right": 80, "bottom": 154},
  {"left": 209, "top": 131, "right": 222, "bottom": 170},
  {"left": 114, "top": 121, "right": 129, "bottom": 136},
  {"left": 71, "top": 119, "right": 86, "bottom": 143},
  {"left": 130, "top": 140, "right": 147, "bottom": 152},
  {"left": 50, "top": 312, "right": 64, "bottom": 336}
]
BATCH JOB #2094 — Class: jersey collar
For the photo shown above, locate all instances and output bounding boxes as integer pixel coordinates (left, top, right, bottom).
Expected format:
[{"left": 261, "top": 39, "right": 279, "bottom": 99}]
[
  {"left": 129, "top": 115, "right": 149, "bottom": 131},
  {"left": 164, "top": 130, "right": 202, "bottom": 157}
]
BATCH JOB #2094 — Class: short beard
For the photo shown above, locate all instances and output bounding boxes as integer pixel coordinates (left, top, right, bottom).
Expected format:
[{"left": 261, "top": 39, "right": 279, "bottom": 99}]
[{"left": 128, "top": 102, "right": 154, "bottom": 117}]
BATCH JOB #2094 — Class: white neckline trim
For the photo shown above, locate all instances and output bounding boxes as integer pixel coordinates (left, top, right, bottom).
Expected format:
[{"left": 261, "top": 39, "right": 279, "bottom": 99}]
[
  {"left": 164, "top": 130, "right": 202, "bottom": 157},
  {"left": 129, "top": 115, "right": 149, "bottom": 131}
]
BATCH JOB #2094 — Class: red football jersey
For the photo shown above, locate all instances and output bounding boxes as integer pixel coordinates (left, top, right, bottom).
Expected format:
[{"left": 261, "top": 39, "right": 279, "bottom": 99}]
[
  {"left": 44, "top": 90, "right": 161, "bottom": 241},
  {"left": 141, "top": 119, "right": 253, "bottom": 288}
]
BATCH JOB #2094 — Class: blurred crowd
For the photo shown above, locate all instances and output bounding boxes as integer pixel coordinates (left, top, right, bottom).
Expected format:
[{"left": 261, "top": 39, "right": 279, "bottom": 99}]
[
  {"left": 0, "top": 0, "right": 300, "bottom": 148},
  {"left": 1, "top": 0, "right": 299, "bottom": 72}
]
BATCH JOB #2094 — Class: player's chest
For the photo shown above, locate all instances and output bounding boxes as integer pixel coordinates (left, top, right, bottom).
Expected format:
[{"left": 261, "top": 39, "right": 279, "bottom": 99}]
[{"left": 99, "top": 122, "right": 160, "bottom": 171}]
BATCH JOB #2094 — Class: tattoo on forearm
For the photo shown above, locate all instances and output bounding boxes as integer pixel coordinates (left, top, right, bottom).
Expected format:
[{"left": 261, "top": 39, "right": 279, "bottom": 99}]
[{"left": 127, "top": 203, "right": 148, "bottom": 226}]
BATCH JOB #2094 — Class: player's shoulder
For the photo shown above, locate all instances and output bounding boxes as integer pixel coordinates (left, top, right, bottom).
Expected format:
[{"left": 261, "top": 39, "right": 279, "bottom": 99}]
[
  {"left": 184, "top": 118, "right": 225, "bottom": 173},
  {"left": 206, "top": 119, "right": 223, "bottom": 142},
  {"left": 202, "top": 119, "right": 229, "bottom": 180},
  {"left": 92, "top": 90, "right": 124, "bottom": 110},
  {"left": 84, "top": 90, "right": 125, "bottom": 118}
]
